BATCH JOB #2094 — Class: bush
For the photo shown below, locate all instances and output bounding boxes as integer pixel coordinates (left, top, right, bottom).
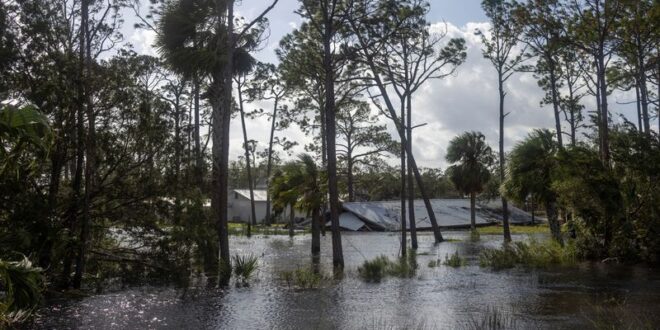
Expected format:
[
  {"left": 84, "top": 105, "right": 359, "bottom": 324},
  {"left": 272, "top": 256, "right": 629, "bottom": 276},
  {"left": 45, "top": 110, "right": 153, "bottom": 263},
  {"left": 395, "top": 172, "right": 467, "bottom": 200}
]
[
  {"left": 443, "top": 251, "right": 466, "bottom": 267},
  {"left": 358, "top": 253, "right": 418, "bottom": 282},
  {"left": 232, "top": 254, "right": 258, "bottom": 286},
  {"left": 479, "top": 240, "right": 577, "bottom": 270},
  {"left": 0, "top": 257, "right": 44, "bottom": 327},
  {"left": 279, "top": 268, "right": 328, "bottom": 289}
]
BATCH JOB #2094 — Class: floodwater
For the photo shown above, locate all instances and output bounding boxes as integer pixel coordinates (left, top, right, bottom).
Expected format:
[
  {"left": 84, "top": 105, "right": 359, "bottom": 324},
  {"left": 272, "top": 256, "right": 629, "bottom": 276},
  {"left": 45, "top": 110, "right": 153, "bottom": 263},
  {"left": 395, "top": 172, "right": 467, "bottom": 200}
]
[{"left": 34, "top": 232, "right": 660, "bottom": 329}]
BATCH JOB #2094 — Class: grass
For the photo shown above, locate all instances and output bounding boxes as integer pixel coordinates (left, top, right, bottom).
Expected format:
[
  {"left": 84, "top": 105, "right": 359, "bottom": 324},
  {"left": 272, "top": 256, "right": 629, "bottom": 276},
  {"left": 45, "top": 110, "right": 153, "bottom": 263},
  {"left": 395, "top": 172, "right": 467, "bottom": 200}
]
[
  {"left": 228, "top": 223, "right": 295, "bottom": 236},
  {"left": 479, "top": 239, "right": 577, "bottom": 270},
  {"left": 442, "top": 251, "right": 466, "bottom": 267},
  {"left": 232, "top": 254, "right": 258, "bottom": 286},
  {"left": 463, "top": 307, "right": 518, "bottom": 330},
  {"left": 476, "top": 224, "right": 549, "bottom": 235},
  {"left": 357, "top": 252, "right": 418, "bottom": 282},
  {"left": 279, "top": 268, "right": 329, "bottom": 289}
]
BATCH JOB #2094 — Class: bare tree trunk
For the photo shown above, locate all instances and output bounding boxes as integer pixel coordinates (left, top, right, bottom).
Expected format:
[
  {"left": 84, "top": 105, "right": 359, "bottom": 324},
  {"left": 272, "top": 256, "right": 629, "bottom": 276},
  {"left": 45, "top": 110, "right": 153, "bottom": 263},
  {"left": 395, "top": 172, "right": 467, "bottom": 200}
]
[
  {"left": 546, "top": 199, "right": 563, "bottom": 245},
  {"left": 311, "top": 208, "right": 320, "bottom": 255},
  {"left": 347, "top": 157, "right": 355, "bottom": 202},
  {"left": 549, "top": 62, "right": 563, "bottom": 147},
  {"left": 597, "top": 50, "right": 610, "bottom": 164},
  {"left": 237, "top": 83, "right": 255, "bottom": 237},
  {"left": 73, "top": 0, "right": 92, "bottom": 289},
  {"left": 470, "top": 192, "right": 476, "bottom": 232},
  {"left": 289, "top": 204, "right": 295, "bottom": 237},
  {"left": 637, "top": 40, "right": 650, "bottom": 136},
  {"left": 400, "top": 101, "right": 407, "bottom": 257},
  {"left": 320, "top": 100, "right": 327, "bottom": 237},
  {"left": 193, "top": 75, "right": 202, "bottom": 186},
  {"left": 636, "top": 82, "right": 643, "bottom": 132},
  {"left": 265, "top": 99, "right": 278, "bottom": 225},
  {"left": 406, "top": 93, "right": 417, "bottom": 250},
  {"left": 498, "top": 72, "right": 512, "bottom": 243}
]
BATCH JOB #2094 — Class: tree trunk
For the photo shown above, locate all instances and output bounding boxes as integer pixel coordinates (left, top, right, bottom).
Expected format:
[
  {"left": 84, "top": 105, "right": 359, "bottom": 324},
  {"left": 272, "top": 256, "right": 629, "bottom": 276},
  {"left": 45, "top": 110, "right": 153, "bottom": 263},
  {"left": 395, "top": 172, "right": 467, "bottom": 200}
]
[
  {"left": 73, "top": 0, "right": 92, "bottom": 289},
  {"left": 320, "top": 100, "right": 327, "bottom": 237},
  {"left": 288, "top": 204, "right": 295, "bottom": 237},
  {"left": 237, "top": 83, "right": 255, "bottom": 236},
  {"left": 470, "top": 192, "right": 476, "bottom": 232},
  {"left": 498, "top": 72, "right": 512, "bottom": 242},
  {"left": 193, "top": 75, "right": 202, "bottom": 186},
  {"left": 265, "top": 98, "right": 278, "bottom": 225},
  {"left": 347, "top": 157, "right": 355, "bottom": 202},
  {"left": 323, "top": 24, "right": 344, "bottom": 268},
  {"left": 311, "top": 208, "right": 320, "bottom": 255},
  {"left": 365, "top": 62, "right": 443, "bottom": 243},
  {"left": 406, "top": 93, "right": 417, "bottom": 250},
  {"left": 635, "top": 82, "right": 643, "bottom": 132},
  {"left": 637, "top": 40, "right": 650, "bottom": 136},
  {"left": 212, "top": 0, "right": 233, "bottom": 286},
  {"left": 399, "top": 101, "right": 407, "bottom": 257},
  {"left": 546, "top": 198, "right": 563, "bottom": 245},
  {"left": 597, "top": 49, "right": 610, "bottom": 165},
  {"left": 549, "top": 62, "right": 563, "bottom": 147}
]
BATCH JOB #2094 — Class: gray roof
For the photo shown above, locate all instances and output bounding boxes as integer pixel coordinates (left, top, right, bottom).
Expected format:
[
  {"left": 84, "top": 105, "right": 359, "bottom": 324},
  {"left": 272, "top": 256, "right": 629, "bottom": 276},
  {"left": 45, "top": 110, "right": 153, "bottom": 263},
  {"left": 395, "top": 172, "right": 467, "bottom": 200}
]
[
  {"left": 233, "top": 189, "right": 268, "bottom": 202},
  {"left": 340, "top": 198, "right": 538, "bottom": 231}
]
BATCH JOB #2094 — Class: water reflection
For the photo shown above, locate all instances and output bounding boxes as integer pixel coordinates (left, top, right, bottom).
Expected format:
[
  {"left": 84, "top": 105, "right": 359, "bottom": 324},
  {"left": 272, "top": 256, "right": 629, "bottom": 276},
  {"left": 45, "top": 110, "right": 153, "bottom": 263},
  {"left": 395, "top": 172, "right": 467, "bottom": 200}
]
[{"left": 34, "top": 232, "right": 660, "bottom": 329}]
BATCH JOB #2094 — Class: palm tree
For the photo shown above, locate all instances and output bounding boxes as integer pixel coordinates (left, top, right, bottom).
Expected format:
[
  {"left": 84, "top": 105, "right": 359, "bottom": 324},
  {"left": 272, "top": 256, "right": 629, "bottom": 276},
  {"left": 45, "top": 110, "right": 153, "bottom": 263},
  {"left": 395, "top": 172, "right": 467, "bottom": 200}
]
[
  {"left": 445, "top": 131, "right": 495, "bottom": 232},
  {"left": 270, "top": 154, "right": 324, "bottom": 255},
  {"left": 156, "top": 0, "right": 264, "bottom": 283},
  {"left": 503, "top": 129, "right": 563, "bottom": 244}
]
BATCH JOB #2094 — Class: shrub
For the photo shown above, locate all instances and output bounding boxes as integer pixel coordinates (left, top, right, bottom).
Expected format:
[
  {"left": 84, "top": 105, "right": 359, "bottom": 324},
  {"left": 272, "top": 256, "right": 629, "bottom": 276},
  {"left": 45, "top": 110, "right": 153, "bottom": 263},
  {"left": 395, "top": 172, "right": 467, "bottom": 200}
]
[
  {"left": 443, "top": 251, "right": 466, "bottom": 267},
  {"left": 358, "top": 253, "right": 418, "bottom": 282},
  {"left": 0, "top": 257, "right": 44, "bottom": 327},
  {"left": 357, "top": 255, "right": 391, "bottom": 283},
  {"left": 279, "top": 268, "right": 328, "bottom": 289},
  {"left": 232, "top": 254, "right": 258, "bottom": 286}
]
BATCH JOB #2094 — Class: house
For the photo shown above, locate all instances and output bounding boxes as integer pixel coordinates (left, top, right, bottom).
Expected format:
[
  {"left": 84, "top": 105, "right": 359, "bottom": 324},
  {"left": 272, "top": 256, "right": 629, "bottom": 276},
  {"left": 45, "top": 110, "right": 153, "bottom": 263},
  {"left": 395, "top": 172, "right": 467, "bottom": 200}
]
[{"left": 228, "top": 189, "right": 306, "bottom": 224}]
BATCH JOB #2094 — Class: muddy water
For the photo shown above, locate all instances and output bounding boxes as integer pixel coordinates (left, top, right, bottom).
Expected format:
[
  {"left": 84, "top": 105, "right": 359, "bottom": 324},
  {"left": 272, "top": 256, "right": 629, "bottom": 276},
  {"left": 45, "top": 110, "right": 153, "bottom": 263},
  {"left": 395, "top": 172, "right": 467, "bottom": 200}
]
[{"left": 34, "top": 232, "right": 660, "bottom": 329}]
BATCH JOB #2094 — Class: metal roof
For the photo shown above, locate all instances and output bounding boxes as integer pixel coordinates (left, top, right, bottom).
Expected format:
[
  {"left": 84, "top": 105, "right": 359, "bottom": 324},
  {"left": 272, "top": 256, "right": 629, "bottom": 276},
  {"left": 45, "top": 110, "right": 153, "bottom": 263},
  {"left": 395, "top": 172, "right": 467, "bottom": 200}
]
[
  {"left": 232, "top": 189, "right": 268, "bottom": 202},
  {"left": 341, "top": 198, "right": 538, "bottom": 231}
]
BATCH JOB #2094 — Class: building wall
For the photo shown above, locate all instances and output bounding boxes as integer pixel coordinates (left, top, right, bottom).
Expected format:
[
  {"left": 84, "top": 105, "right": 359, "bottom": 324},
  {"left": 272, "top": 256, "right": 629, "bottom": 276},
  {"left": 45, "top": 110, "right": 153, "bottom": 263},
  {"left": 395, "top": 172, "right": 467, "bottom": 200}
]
[{"left": 228, "top": 193, "right": 308, "bottom": 224}]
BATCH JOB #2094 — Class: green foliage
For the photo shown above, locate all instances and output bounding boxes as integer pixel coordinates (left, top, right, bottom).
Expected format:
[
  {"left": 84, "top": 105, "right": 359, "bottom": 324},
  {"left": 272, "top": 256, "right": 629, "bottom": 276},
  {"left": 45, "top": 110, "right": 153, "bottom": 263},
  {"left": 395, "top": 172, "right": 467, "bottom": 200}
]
[
  {"left": 278, "top": 267, "right": 328, "bottom": 289},
  {"left": 443, "top": 251, "right": 466, "bottom": 267},
  {"left": 445, "top": 131, "right": 494, "bottom": 196},
  {"left": 0, "top": 257, "right": 44, "bottom": 326},
  {"left": 357, "top": 253, "right": 418, "bottom": 282},
  {"left": 479, "top": 240, "right": 578, "bottom": 270},
  {"left": 232, "top": 254, "right": 258, "bottom": 286}
]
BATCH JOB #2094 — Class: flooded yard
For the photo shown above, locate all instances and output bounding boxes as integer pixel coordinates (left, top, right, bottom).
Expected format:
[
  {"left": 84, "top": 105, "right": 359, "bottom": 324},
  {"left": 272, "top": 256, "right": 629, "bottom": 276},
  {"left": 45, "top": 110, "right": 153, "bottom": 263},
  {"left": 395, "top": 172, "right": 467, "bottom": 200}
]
[{"left": 34, "top": 232, "right": 660, "bottom": 329}]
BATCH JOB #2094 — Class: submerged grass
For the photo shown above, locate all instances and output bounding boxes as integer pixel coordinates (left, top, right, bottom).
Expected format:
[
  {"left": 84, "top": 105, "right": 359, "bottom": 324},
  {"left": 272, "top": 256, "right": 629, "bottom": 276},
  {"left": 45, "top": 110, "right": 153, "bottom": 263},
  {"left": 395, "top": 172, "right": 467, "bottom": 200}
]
[
  {"left": 479, "top": 239, "right": 577, "bottom": 270},
  {"left": 357, "top": 252, "right": 418, "bottom": 282},
  {"left": 463, "top": 307, "right": 518, "bottom": 330},
  {"left": 279, "top": 268, "right": 329, "bottom": 289},
  {"left": 443, "top": 251, "right": 466, "bottom": 267},
  {"left": 476, "top": 224, "right": 549, "bottom": 235}
]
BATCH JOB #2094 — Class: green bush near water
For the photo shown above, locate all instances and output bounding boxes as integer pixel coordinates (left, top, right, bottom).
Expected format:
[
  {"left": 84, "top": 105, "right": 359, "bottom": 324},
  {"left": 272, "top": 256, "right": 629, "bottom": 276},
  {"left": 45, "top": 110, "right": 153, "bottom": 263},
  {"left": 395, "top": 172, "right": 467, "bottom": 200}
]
[
  {"left": 479, "top": 240, "right": 578, "bottom": 270},
  {"left": 279, "top": 268, "right": 329, "bottom": 289},
  {"left": 443, "top": 251, "right": 466, "bottom": 267},
  {"left": 358, "top": 252, "right": 418, "bottom": 282}
]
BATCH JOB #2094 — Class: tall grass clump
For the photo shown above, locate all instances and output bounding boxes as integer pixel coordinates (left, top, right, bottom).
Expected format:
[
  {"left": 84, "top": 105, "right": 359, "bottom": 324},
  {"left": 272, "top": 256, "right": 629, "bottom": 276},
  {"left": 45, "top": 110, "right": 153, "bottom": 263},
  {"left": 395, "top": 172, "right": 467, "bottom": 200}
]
[
  {"left": 443, "top": 251, "right": 466, "bottom": 267},
  {"left": 232, "top": 254, "right": 258, "bottom": 286},
  {"left": 279, "top": 268, "right": 329, "bottom": 289},
  {"left": 358, "top": 252, "right": 418, "bottom": 282},
  {"left": 464, "top": 307, "right": 518, "bottom": 329},
  {"left": 479, "top": 239, "right": 578, "bottom": 270}
]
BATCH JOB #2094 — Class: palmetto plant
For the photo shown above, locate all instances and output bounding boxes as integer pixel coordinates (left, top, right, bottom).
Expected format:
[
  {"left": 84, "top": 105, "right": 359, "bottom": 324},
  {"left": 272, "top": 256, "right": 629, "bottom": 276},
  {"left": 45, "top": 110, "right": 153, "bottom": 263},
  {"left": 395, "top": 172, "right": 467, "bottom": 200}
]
[
  {"left": 0, "top": 257, "right": 44, "bottom": 326},
  {"left": 0, "top": 103, "right": 52, "bottom": 177},
  {"left": 445, "top": 131, "right": 494, "bottom": 231}
]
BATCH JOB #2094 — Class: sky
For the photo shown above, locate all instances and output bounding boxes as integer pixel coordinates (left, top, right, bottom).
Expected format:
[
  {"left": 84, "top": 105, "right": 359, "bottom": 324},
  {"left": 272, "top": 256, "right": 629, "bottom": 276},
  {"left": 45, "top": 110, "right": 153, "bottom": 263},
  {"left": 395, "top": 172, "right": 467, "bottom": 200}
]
[{"left": 125, "top": 0, "right": 641, "bottom": 170}]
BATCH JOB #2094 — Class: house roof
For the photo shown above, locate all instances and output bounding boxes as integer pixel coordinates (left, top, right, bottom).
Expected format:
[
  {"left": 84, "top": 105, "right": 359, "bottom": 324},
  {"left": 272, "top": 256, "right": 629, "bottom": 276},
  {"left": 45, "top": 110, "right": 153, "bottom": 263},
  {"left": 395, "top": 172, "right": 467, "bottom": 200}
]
[
  {"left": 233, "top": 189, "right": 268, "bottom": 202},
  {"left": 341, "top": 198, "right": 538, "bottom": 231}
]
